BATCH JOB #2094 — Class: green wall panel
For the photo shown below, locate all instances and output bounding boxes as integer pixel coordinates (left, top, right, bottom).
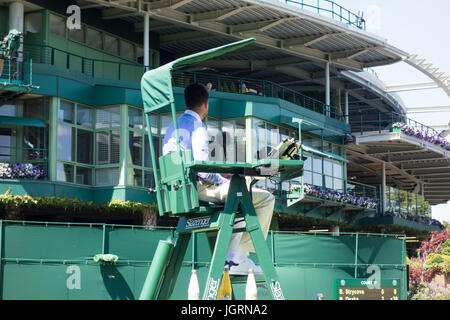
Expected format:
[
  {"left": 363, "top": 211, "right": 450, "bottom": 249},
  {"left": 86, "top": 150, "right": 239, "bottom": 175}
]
[{"left": 0, "top": 222, "right": 407, "bottom": 300}]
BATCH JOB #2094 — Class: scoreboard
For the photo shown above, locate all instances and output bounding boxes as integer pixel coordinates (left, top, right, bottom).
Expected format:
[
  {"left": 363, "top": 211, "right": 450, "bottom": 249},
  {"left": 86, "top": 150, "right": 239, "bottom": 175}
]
[{"left": 334, "top": 279, "right": 400, "bottom": 300}]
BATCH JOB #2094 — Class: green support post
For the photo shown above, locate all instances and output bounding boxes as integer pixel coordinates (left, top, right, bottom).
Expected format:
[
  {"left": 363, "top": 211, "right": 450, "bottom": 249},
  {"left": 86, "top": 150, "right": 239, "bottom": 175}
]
[{"left": 139, "top": 239, "right": 174, "bottom": 300}]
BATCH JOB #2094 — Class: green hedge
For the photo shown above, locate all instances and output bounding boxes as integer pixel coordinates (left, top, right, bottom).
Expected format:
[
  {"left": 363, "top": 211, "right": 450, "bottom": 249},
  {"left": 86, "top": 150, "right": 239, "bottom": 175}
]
[{"left": 0, "top": 188, "right": 158, "bottom": 218}]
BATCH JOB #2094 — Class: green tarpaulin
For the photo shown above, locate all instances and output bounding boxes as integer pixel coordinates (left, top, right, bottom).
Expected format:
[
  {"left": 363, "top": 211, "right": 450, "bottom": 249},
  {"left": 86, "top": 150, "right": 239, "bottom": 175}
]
[{"left": 141, "top": 38, "right": 255, "bottom": 113}]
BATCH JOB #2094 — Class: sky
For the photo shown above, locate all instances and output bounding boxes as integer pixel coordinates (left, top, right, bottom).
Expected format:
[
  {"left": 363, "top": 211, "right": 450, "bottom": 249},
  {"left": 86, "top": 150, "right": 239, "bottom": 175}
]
[{"left": 337, "top": 0, "right": 450, "bottom": 223}]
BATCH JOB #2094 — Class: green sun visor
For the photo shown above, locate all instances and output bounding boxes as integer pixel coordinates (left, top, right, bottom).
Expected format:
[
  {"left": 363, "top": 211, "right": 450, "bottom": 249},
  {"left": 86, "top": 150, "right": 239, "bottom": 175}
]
[{"left": 141, "top": 38, "right": 255, "bottom": 113}]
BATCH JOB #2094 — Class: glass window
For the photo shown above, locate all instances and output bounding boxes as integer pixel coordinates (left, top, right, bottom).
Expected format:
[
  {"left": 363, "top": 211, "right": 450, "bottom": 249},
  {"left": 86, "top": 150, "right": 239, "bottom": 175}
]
[
  {"left": 333, "top": 162, "right": 343, "bottom": 178},
  {"left": 129, "top": 168, "right": 142, "bottom": 186},
  {"left": 87, "top": 28, "right": 102, "bottom": 50},
  {"left": 303, "top": 155, "right": 312, "bottom": 171},
  {"left": 77, "top": 129, "right": 93, "bottom": 164},
  {"left": 207, "top": 118, "right": 222, "bottom": 161},
  {"left": 0, "top": 104, "right": 16, "bottom": 116},
  {"left": 128, "top": 108, "right": 143, "bottom": 129},
  {"left": 222, "top": 120, "right": 235, "bottom": 163},
  {"left": 144, "top": 135, "right": 159, "bottom": 169},
  {"left": 57, "top": 125, "right": 75, "bottom": 161},
  {"left": 77, "top": 105, "right": 93, "bottom": 128},
  {"left": 324, "top": 159, "right": 332, "bottom": 176},
  {"left": 144, "top": 171, "right": 155, "bottom": 188},
  {"left": 148, "top": 114, "right": 158, "bottom": 134},
  {"left": 266, "top": 123, "right": 279, "bottom": 152},
  {"left": 399, "top": 190, "right": 408, "bottom": 215},
  {"left": 160, "top": 114, "right": 172, "bottom": 135},
  {"left": 313, "top": 158, "right": 322, "bottom": 174},
  {"left": 104, "top": 34, "right": 119, "bottom": 56},
  {"left": 24, "top": 98, "right": 48, "bottom": 121},
  {"left": 313, "top": 173, "right": 322, "bottom": 186},
  {"left": 332, "top": 144, "right": 341, "bottom": 156},
  {"left": 23, "top": 127, "right": 46, "bottom": 161},
  {"left": 96, "top": 167, "right": 119, "bottom": 186},
  {"left": 57, "top": 163, "right": 74, "bottom": 182},
  {"left": 253, "top": 119, "right": 267, "bottom": 160},
  {"left": 121, "top": 41, "right": 135, "bottom": 61},
  {"left": 129, "top": 131, "right": 142, "bottom": 166},
  {"left": 25, "top": 12, "right": 42, "bottom": 34},
  {"left": 0, "top": 128, "right": 12, "bottom": 161},
  {"left": 49, "top": 14, "right": 66, "bottom": 38},
  {"left": 325, "top": 176, "right": 333, "bottom": 189},
  {"left": 333, "top": 178, "right": 343, "bottom": 192},
  {"left": 58, "top": 100, "right": 74, "bottom": 123},
  {"left": 96, "top": 130, "right": 120, "bottom": 164},
  {"left": 323, "top": 142, "right": 332, "bottom": 153},
  {"left": 76, "top": 167, "right": 92, "bottom": 185},
  {"left": 280, "top": 128, "right": 289, "bottom": 141},
  {"left": 96, "top": 107, "right": 120, "bottom": 128},
  {"left": 69, "top": 25, "right": 85, "bottom": 43},
  {"left": 311, "top": 137, "right": 322, "bottom": 150},
  {"left": 304, "top": 171, "right": 312, "bottom": 184},
  {"left": 235, "top": 118, "right": 246, "bottom": 163}
]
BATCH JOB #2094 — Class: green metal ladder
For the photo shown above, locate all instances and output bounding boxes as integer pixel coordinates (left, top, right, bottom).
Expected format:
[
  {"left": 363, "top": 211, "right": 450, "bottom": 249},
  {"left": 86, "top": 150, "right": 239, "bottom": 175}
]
[{"left": 139, "top": 173, "right": 286, "bottom": 300}]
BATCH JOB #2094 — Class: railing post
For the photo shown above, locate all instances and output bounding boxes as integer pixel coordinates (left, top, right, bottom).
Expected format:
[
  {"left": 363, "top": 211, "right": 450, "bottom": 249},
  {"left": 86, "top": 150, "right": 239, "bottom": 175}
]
[
  {"left": 354, "top": 233, "right": 359, "bottom": 278},
  {"left": 51, "top": 48, "right": 54, "bottom": 65},
  {"left": 360, "top": 113, "right": 363, "bottom": 135},
  {"left": 378, "top": 112, "right": 381, "bottom": 133}
]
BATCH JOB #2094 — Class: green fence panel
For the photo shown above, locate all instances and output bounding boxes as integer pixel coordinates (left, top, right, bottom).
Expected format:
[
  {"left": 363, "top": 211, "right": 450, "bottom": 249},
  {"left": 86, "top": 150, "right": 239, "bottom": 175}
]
[{"left": 0, "top": 221, "right": 406, "bottom": 300}]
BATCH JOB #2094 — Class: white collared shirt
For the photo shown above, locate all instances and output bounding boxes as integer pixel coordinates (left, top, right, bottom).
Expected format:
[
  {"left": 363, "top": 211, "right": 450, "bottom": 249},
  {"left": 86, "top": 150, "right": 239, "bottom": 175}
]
[{"left": 162, "top": 110, "right": 227, "bottom": 185}]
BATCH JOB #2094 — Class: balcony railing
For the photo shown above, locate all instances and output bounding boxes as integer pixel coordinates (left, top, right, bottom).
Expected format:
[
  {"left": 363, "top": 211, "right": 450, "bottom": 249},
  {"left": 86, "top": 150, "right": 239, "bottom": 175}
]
[
  {"left": 0, "top": 52, "right": 33, "bottom": 86},
  {"left": 173, "top": 70, "right": 344, "bottom": 121},
  {"left": 347, "top": 180, "right": 378, "bottom": 201},
  {"left": 23, "top": 42, "right": 344, "bottom": 121},
  {"left": 285, "top": 0, "right": 366, "bottom": 30},
  {"left": 353, "top": 111, "right": 440, "bottom": 136},
  {"left": 24, "top": 43, "right": 147, "bottom": 83}
]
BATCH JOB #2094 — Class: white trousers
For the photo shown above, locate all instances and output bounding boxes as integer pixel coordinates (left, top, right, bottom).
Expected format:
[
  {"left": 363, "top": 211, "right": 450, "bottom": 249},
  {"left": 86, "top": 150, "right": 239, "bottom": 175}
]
[{"left": 197, "top": 178, "right": 275, "bottom": 254}]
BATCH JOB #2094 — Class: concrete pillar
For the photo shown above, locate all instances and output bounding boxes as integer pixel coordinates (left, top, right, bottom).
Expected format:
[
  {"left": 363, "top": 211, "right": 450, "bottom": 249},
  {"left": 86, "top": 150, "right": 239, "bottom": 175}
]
[
  {"left": 48, "top": 97, "right": 58, "bottom": 181},
  {"left": 325, "top": 61, "right": 330, "bottom": 105},
  {"left": 381, "top": 162, "right": 386, "bottom": 214},
  {"left": 143, "top": 13, "right": 150, "bottom": 71},
  {"left": 345, "top": 90, "right": 349, "bottom": 124},
  {"left": 325, "top": 61, "right": 330, "bottom": 117},
  {"left": 8, "top": 1, "right": 24, "bottom": 61}
]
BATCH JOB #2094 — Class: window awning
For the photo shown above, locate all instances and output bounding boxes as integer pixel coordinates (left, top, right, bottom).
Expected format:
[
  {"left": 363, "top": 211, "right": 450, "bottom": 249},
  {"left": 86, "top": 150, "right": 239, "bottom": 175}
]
[
  {"left": 0, "top": 116, "right": 46, "bottom": 127},
  {"left": 301, "top": 144, "right": 348, "bottom": 163}
]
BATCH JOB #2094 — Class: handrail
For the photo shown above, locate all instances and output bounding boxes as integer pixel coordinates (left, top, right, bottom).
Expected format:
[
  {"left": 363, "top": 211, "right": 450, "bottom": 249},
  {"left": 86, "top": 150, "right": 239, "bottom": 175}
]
[
  {"left": 347, "top": 180, "right": 378, "bottom": 200},
  {"left": 23, "top": 42, "right": 149, "bottom": 82},
  {"left": 23, "top": 42, "right": 344, "bottom": 121},
  {"left": 285, "top": 0, "right": 366, "bottom": 30},
  {"left": 353, "top": 110, "right": 439, "bottom": 136},
  {"left": 0, "top": 51, "right": 33, "bottom": 85},
  {"left": 173, "top": 70, "right": 344, "bottom": 121}
]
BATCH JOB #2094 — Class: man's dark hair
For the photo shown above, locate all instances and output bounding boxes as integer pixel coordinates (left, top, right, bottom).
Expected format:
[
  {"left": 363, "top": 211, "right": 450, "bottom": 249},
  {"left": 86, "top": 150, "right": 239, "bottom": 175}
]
[{"left": 184, "top": 83, "right": 209, "bottom": 110}]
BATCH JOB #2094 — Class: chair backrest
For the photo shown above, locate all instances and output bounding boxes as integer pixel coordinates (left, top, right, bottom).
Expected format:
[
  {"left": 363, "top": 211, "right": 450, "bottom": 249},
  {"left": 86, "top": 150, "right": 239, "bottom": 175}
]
[{"left": 157, "top": 150, "right": 200, "bottom": 216}]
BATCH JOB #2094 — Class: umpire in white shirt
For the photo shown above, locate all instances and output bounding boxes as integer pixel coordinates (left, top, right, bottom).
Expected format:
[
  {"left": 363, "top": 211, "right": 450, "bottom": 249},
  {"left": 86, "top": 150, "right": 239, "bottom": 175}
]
[{"left": 163, "top": 83, "right": 274, "bottom": 275}]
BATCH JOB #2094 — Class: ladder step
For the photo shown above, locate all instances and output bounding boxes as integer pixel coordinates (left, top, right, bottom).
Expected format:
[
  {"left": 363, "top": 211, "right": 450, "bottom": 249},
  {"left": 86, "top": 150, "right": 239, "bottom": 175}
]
[{"left": 230, "top": 275, "right": 266, "bottom": 284}]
